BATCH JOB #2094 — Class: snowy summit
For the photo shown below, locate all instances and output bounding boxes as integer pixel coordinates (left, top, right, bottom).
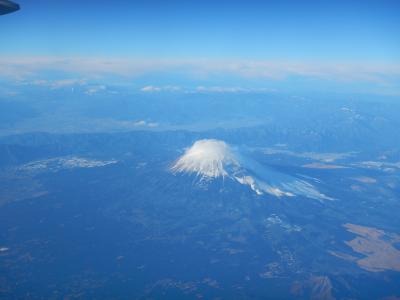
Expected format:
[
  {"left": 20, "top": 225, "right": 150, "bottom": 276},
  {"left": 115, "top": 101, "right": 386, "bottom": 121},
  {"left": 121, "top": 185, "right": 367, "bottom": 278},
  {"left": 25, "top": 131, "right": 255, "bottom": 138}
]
[
  {"left": 171, "top": 139, "right": 239, "bottom": 178},
  {"left": 172, "top": 139, "right": 332, "bottom": 201}
]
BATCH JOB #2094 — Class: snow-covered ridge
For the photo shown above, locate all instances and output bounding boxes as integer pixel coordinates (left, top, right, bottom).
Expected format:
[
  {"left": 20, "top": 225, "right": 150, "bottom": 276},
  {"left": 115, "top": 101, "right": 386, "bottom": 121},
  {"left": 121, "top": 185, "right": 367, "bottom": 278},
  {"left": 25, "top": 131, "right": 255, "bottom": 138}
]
[
  {"left": 172, "top": 139, "right": 332, "bottom": 201},
  {"left": 18, "top": 156, "right": 117, "bottom": 173}
]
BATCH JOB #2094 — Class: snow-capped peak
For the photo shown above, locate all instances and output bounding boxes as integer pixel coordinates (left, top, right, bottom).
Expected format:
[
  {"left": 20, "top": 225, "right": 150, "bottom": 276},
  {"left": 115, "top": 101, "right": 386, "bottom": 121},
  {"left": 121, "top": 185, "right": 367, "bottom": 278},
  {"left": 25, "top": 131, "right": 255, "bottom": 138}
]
[
  {"left": 172, "top": 139, "right": 332, "bottom": 201},
  {"left": 171, "top": 139, "right": 239, "bottom": 178}
]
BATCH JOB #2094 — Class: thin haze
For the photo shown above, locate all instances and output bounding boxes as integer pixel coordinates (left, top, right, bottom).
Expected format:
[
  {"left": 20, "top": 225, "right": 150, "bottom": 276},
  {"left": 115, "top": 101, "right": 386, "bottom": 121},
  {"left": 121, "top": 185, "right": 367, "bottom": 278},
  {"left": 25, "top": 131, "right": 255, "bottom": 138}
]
[{"left": 0, "top": 0, "right": 399, "bottom": 94}]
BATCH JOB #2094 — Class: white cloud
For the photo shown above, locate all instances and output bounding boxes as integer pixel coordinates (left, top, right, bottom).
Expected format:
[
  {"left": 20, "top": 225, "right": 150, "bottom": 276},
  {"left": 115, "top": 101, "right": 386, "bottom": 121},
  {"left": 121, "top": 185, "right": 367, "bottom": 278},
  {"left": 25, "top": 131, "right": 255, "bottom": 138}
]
[
  {"left": 0, "top": 56, "right": 399, "bottom": 86},
  {"left": 22, "top": 78, "right": 87, "bottom": 89},
  {"left": 131, "top": 120, "right": 159, "bottom": 128},
  {"left": 133, "top": 120, "right": 147, "bottom": 126},
  {"left": 196, "top": 86, "right": 245, "bottom": 93},
  {"left": 141, "top": 85, "right": 161, "bottom": 92},
  {"left": 147, "top": 122, "right": 159, "bottom": 128},
  {"left": 195, "top": 86, "right": 274, "bottom": 93},
  {"left": 85, "top": 84, "right": 107, "bottom": 95},
  {"left": 141, "top": 85, "right": 181, "bottom": 92},
  {"left": 27, "top": 79, "right": 86, "bottom": 89},
  {"left": 50, "top": 79, "right": 86, "bottom": 89}
]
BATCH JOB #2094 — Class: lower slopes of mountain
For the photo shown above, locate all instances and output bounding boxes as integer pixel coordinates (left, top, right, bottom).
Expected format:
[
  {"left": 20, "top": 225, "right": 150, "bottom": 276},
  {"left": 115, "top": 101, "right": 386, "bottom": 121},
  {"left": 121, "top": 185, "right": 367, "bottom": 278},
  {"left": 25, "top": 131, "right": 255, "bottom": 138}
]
[{"left": 171, "top": 139, "right": 332, "bottom": 201}]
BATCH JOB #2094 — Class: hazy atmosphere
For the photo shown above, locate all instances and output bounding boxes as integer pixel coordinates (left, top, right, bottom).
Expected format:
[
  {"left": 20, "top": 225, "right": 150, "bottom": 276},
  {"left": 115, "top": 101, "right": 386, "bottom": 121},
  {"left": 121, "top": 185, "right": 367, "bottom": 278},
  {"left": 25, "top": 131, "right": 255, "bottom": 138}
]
[{"left": 1, "top": 1, "right": 400, "bottom": 299}]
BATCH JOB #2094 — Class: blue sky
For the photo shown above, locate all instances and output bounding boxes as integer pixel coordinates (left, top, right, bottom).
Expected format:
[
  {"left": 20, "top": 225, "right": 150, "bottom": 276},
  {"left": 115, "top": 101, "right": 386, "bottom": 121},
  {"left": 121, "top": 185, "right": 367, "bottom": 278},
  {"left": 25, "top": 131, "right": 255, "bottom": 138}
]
[{"left": 0, "top": 0, "right": 399, "bottom": 94}]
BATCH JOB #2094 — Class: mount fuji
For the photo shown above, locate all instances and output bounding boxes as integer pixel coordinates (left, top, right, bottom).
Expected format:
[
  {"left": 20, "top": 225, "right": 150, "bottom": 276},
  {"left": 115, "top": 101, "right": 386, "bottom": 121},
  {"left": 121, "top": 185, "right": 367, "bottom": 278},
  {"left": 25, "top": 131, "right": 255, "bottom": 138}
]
[{"left": 172, "top": 139, "right": 332, "bottom": 201}]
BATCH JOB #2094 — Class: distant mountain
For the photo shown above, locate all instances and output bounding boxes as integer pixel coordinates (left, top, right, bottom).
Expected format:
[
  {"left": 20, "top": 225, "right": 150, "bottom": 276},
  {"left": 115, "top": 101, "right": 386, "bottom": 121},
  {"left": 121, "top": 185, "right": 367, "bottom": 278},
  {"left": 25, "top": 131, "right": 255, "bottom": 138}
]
[{"left": 172, "top": 139, "right": 331, "bottom": 201}]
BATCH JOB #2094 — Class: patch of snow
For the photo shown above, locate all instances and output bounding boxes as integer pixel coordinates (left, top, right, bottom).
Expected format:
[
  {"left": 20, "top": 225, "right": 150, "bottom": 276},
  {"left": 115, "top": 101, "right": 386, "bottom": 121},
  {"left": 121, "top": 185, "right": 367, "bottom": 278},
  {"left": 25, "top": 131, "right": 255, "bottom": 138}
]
[{"left": 18, "top": 157, "right": 117, "bottom": 173}]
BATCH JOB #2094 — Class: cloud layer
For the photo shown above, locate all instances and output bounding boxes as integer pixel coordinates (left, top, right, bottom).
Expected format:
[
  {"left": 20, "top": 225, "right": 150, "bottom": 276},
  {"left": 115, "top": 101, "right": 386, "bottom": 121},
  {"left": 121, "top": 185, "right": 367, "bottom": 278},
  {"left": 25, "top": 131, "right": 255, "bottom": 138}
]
[{"left": 1, "top": 56, "right": 399, "bottom": 84}]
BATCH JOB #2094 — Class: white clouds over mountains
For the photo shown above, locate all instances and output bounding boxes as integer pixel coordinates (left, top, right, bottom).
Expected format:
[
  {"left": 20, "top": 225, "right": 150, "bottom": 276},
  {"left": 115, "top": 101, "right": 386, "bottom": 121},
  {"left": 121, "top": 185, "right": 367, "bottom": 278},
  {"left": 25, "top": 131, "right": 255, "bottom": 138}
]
[
  {"left": 141, "top": 85, "right": 181, "bottom": 92},
  {"left": 1, "top": 57, "right": 399, "bottom": 93}
]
